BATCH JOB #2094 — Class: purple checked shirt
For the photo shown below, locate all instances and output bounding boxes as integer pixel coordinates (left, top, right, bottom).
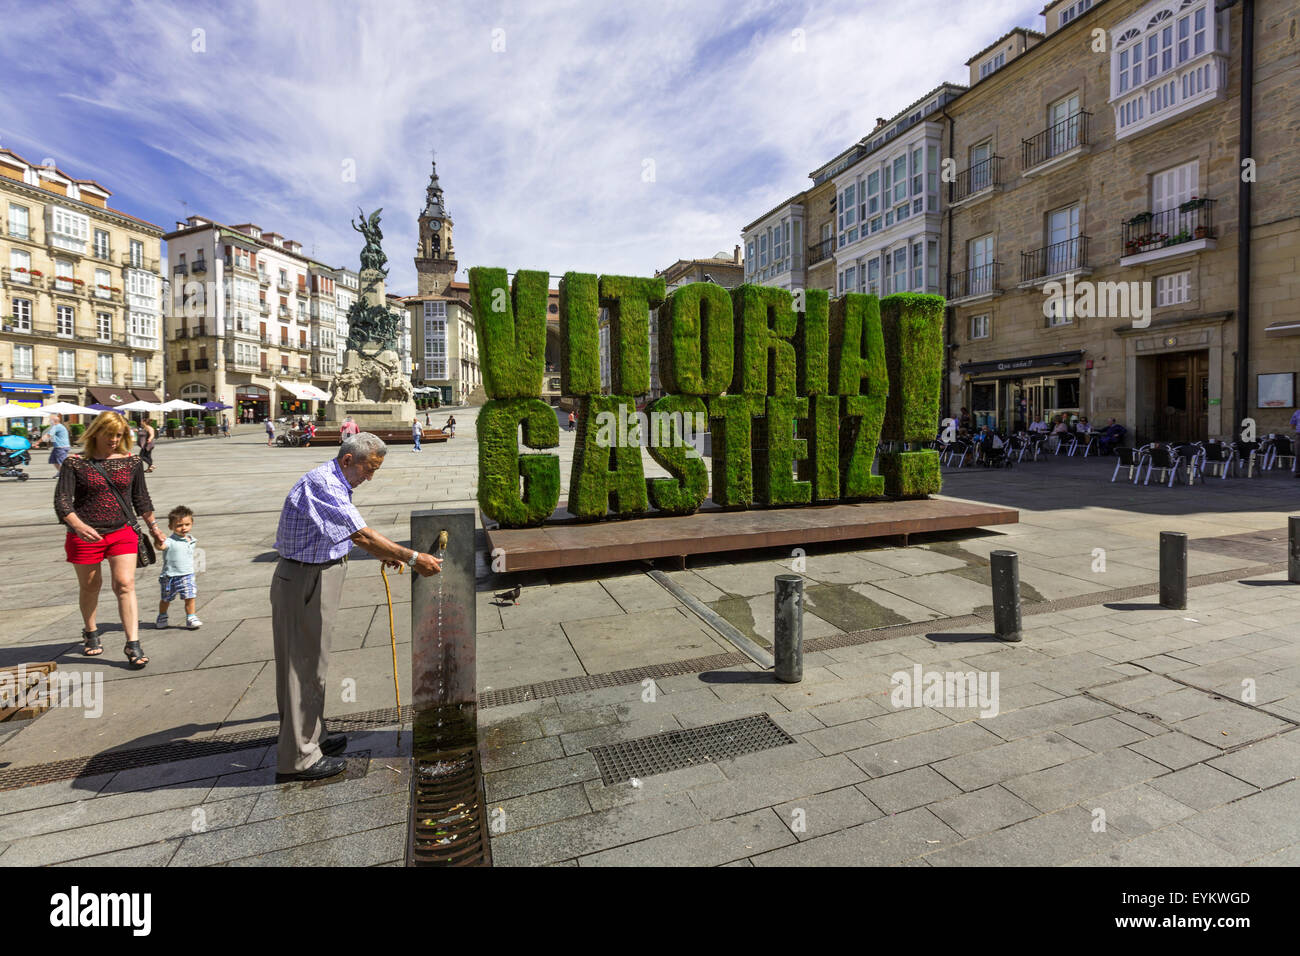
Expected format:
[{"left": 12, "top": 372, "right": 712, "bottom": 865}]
[{"left": 275, "top": 459, "right": 366, "bottom": 563}]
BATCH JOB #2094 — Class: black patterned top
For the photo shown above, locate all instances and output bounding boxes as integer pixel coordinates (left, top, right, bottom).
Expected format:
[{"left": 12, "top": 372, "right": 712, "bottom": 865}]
[{"left": 54, "top": 455, "right": 154, "bottom": 533}]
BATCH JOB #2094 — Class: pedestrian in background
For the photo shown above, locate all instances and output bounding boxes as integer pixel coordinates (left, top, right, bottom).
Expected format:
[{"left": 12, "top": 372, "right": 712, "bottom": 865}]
[
  {"left": 136, "top": 419, "right": 157, "bottom": 473},
  {"left": 39, "top": 412, "right": 71, "bottom": 477},
  {"left": 270, "top": 432, "right": 441, "bottom": 781},
  {"left": 265, "top": 418, "right": 276, "bottom": 446},
  {"left": 220, "top": 414, "right": 231, "bottom": 438},
  {"left": 412, "top": 417, "right": 423, "bottom": 452}
]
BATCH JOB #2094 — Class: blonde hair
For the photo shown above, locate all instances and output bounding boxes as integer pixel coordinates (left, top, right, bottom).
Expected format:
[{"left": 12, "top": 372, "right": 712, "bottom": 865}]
[{"left": 81, "top": 411, "right": 135, "bottom": 456}]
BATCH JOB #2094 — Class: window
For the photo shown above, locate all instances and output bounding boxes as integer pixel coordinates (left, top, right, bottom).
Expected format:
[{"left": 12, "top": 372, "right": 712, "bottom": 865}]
[
  {"left": 912, "top": 148, "right": 923, "bottom": 196},
  {"left": 97, "top": 354, "right": 113, "bottom": 383},
  {"left": 867, "top": 258, "right": 880, "bottom": 295},
  {"left": 7, "top": 203, "right": 30, "bottom": 240},
  {"left": 129, "top": 240, "right": 143, "bottom": 268},
  {"left": 97, "top": 312, "right": 112, "bottom": 341},
  {"left": 1153, "top": 160, "right": 1198, "bottom": 213},
  {"left": 1048, "top": 93, "right": 1081, "bottom": 155},
  {"left": 58, "top": 349, "right": 75, "bottom": 380},
  {"left": 95, "top": 268, "right": 111, "bottom": 298},
  {"left": 980, "top": 51, "right": 1006, "bottom": 78},
  {"left": 9, "top": 248, "right": 30, "bottom": 282},
  {"left": 55, "top": 259, "right": 74, "bottom": 291},
  {"left": 57, "top": 305, "right": 75, "bottom": 337},
  {"left": 1156, "top": 270, "right": 1191, "bottom": 306},
  {"left": 866, "top": 171, "right": 880, "bottom": 216},
  {"left": 892, "top": 156, "right": 907, "bottom": 205},
  {"left": 424, "top": 300, "right": 448, "bottom": 378},
  {"left": 969, "top": 235, "right": 995, "bottom": 294},
  {"left": 12, "top": 298, "right": 32, "bottom": 331},
  {"left": 927, "top": 239, "right": 939, "bottom": 290},
  {"left": 970, "top": 314, "right": 990, "bottom": 339},
  {"left": 132, "top": 356, "right": 147, "bottom": 385},
  {"left": 13, "top": 344, "right": 33, "bottom": 378},
  {"left": 127, "top": 269, "right": 157, "bottom": 299},
  {"left": 50, "top": 207, "right": 90, "bottom": 253},
  {"left": 911, "top": 241, "right": 924, "bottom": 291},
  {"left": 129, "top": 312, "right": 157, "bottom": 344},
  {"left": 94, "top": 229, "right": 110, "bottom": 260},
  {"left": 892, "top": 248, "right": 908, "bottom": 292},
  {"left": 1059, "top": 0, "right": 1093, "bottom": 26}
]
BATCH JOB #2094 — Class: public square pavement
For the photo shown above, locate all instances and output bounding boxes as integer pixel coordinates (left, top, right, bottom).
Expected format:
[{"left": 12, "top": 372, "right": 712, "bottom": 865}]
[{"left": 0, "top": 410, "right": 1297, "bottom": 865}]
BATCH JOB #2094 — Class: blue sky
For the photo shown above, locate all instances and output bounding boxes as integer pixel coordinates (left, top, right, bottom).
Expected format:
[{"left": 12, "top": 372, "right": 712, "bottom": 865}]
[{"left": 0, "top": 0, "right": 1042, "bottom": 292}]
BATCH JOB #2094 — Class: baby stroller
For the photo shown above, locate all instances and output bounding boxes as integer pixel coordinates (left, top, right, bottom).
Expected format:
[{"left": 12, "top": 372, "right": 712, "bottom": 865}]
[{"left": 0, "top": 434, "right": 32, "bottom": 481}]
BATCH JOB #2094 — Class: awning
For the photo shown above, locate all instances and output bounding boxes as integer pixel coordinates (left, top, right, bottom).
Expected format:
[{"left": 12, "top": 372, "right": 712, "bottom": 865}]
[
  {"left": 1, "top": 382, "right": 53, "bottom": 394},
  {"left": 131, "top": 388, "right": 161, "bottom": 403},
  {"left": 1264, "top": 321, "right": 1300, "bottom": 337},
  {"left": 959, "top": 350, "right": 1084, "bottom": 377},
  {"left": 86, "top": 386, "right": 132, "bottom": 406},
  {"left": 278, "top": 382, "right": 331, "bottom": 401}
]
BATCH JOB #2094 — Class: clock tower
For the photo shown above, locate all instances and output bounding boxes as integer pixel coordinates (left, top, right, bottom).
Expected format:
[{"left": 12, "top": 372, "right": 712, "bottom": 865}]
[{"left": 415, "top": 154, "right": 457, "bottom": 295}]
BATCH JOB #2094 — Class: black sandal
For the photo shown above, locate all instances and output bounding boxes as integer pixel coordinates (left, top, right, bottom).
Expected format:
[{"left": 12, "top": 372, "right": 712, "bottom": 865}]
[
  {"left": 82, "top": 629, "right": 102, "bottom": 656},
  {"left": 123, "top": 641, "right": 149, "bottom": 669}
]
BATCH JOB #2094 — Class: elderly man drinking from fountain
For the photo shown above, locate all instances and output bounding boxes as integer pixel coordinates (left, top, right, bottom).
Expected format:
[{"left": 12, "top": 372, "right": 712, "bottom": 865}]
[{"left": 271, "top": 432, "right": 442, "bottom": 782}]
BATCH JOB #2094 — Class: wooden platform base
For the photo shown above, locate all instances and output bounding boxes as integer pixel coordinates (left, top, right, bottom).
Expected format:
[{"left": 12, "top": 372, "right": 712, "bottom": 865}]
[{"left": 484, "top": 498, "right": 1019, "bottom": 572}]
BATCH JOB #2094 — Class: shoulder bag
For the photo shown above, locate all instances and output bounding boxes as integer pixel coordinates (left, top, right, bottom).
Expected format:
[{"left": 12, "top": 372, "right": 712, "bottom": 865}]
[{"left": 89, "top": 459, "right": 156, "bottom": 567}]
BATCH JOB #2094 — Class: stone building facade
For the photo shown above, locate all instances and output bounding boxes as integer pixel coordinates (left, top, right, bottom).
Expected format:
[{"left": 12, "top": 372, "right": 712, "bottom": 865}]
[
  {"left": 944, "top": 0, "right": 1300, "bottom": 443},
  {"left": 0, "top": 149, "right": 164, "bottom": 421}
]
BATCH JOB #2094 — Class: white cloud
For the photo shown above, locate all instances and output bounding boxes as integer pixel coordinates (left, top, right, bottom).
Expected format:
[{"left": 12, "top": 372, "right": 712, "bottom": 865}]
[{"left": 0, "top": 0, "right": 1040, "bottom": 288}]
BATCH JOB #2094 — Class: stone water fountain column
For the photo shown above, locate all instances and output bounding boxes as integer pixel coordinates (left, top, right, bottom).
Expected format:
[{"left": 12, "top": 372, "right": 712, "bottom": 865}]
[{"left": 407, "top": 507, "right": 489, "bottom": 865}]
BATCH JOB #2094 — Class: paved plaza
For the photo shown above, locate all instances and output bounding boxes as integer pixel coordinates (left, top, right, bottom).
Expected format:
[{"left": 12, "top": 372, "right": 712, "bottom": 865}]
[{"left": 0, "top": 411, "right": 1297, "bottom": 866}]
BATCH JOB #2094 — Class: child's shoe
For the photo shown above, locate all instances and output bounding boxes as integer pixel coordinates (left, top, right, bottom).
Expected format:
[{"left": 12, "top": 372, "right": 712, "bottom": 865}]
[
  {"left": 186, "top": 615, "right": 203, "bottom": 630},
  {"left": 155, "top": 614, "right": 168, "bottom": 629}
]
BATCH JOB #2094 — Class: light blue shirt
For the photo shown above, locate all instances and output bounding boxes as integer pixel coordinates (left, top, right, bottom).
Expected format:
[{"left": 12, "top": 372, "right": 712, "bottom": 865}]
[
  {"left": 49, "top": 423, "right": 70, "bottom": 448},
  {"left": 161, "top": 533, "right": 198, "bottom": 576},
  {"left": 274, "top": 459, "right": 365, "bottom": 563}
]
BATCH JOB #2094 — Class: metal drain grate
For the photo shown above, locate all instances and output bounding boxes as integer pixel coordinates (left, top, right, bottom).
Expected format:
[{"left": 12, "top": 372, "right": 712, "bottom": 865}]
[
  {"left": 408, "top": 746, "right": 492, "bottom": 866},
  {"left": 589, "top": 714, "right": 796, "bottom": 786}
]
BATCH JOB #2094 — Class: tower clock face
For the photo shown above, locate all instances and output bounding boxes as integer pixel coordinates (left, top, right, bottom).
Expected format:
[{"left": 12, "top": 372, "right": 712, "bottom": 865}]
[{"left": 430, "top": 219, "right": 441, "bottom": 232}]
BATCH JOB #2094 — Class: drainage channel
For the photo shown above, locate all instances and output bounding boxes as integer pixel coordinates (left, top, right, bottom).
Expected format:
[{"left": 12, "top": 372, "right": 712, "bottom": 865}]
[{"left": 408, "top": 744, "right": 492, "bottom": 866}]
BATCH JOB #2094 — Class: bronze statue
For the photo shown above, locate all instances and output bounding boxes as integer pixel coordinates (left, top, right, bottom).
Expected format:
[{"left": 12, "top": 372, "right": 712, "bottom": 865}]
[{"left": 351, "top": 207, "right": 388, "bottom": 277}]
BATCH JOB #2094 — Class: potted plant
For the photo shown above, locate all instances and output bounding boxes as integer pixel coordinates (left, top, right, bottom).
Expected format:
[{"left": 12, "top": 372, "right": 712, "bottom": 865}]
[
  {"left": 29, "top": 269, "right": 43, "bottom": 278},
  {"left": 7, "top": 425, "right": 27, "bottom": 439},
  {"left": 203, "top": 415, "right": 218, "bottom": 436},
  {"left": 1194, "top": 225, "right": 1209, "bottom": 239},
  {"left": 69, "top": 422, "right": 86, "bottom": 444},
  {"left": 1174, "top": 229, "right": 1192, "bottom": 244},
  {"left": 183, "top": 416, "right": 199, "bottom": 437},
  {"left": 1178, "top": 196, "right": 1207, "bottom": 212},
  {"left": 1124, "top": 239, "right": 1141, "bottom": 256},
  {"left": 1126, "top": 211, "right": 1153, "bottom": 226},
  {"left": 165, "top": 417, "right": 181, "bottom": 439}
]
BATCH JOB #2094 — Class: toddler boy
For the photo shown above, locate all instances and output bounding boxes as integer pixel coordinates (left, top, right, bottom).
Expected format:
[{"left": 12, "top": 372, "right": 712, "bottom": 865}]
[{"left": 156, "top": 505, "right": 203, "bottom": 629}]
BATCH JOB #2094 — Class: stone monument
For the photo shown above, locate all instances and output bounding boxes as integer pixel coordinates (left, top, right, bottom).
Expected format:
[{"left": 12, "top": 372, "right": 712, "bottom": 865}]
[{"left": 325, "top": 207, "right": 416, "bottom": 427}]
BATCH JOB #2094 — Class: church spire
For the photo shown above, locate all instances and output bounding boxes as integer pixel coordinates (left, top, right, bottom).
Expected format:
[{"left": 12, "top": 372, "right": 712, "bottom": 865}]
[{"left": 423, "top": 152, "right": 446, "bottom": 220}]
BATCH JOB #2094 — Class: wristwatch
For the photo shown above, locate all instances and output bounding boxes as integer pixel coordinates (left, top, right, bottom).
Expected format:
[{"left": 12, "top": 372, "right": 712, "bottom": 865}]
[{"left": 407, "top": 550, "right": 419, "bottom": 568}]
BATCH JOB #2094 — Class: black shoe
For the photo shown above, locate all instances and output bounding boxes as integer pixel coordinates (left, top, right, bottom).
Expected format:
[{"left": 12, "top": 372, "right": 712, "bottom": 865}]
[
  {"left": 320, "top": 732, "right": 347, "bottom": 756},
  {"left": 275, "top": 755, "right": 347, "bottom": 783}
]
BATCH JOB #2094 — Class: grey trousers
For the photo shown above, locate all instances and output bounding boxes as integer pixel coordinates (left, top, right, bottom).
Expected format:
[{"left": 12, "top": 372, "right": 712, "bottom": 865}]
[{"left": 270, "top": 558, "right": 348, "bottom": 773}]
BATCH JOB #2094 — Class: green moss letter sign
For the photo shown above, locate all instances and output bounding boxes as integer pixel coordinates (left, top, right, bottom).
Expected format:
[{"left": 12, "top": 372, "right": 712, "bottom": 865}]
[{"left": 471, "top": 266, "right": 943, "bottom": 528}]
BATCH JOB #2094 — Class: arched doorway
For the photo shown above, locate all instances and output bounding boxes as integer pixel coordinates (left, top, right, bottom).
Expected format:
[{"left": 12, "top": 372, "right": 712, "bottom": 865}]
[
  {"left": 181, "top": 383, "right": 209, "bottom": 405},
  {"left": 236, "top": 384, "right": 269, "bottom": 422}
]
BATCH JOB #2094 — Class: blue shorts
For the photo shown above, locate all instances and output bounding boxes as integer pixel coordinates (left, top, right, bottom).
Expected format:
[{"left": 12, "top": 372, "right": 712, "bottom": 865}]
[
  {"left": 160, "top": 573, "right": 197, "bottom": 602},
  {"left": 50, "top": 447, "right": 70, "bottom": 466}
]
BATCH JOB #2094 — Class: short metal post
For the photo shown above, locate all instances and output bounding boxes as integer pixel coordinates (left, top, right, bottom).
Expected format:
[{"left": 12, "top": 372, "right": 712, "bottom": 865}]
[
  {"left": 1289, "top": 516, "right": 1300, "bottom": 584},
  {"left": 990, "top": 550, "right": 1022, "bottom": 642},
  {"left": 1159, "top": 531, "right": 1188, "bottom": 610},
  {"left": 774, "top": 574, "right": 803, "bottom": 683}
]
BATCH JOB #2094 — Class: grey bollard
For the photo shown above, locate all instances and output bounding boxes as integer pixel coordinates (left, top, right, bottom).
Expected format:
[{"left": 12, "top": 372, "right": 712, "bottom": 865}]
[
  {"left": 774, "top": 574, "right": 803, "bottom": 683},
  {"left": 990, "top": 550, "right": 1022, "bottom": 642},
  {"left": 411, "top": 507, "right": 477, "bottom": 756},
  {"left": 1159, "top": 531, "right": 1188, "bottom": 610},
  {"left": 1291, "top": 517, "right": 1300, "bottom": 584}
]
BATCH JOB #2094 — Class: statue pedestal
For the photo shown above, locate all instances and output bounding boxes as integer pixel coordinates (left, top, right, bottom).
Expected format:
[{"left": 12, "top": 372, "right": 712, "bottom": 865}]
[{"left": 325, "top": 344, "right": 415, "bottom": 428}]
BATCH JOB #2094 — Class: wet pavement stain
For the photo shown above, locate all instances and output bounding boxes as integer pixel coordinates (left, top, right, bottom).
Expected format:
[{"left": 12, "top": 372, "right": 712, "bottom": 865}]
[
  {"left": 707, "top": 592, "right": 772, "bottom": 650},
  {"left": 803, "top": 584, "right": 910, "bottom": 632},
  {"left": 949, "top": 565, "right": 1047, "bottom": 604}
]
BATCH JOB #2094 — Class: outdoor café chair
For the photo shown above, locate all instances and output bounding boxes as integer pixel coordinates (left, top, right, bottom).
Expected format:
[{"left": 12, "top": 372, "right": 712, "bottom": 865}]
[
  {"left": 1231, "top": 441, "right": 1261, "bottom": 477},
  {"left": 1200, "top": 441, "right": 1234, "bottom": 479},
  {"left": 1264, "top": 436, "right": 1296, "bottom": 473},
  {"left": 1111, "top": 446, "right": 1144, "bottom": 483},
  {"left": 1144, "top": 445, "right": 1184, "bottom": 487},
  {"left": 1068, "top": 433, "right": 1098, "bottom": 457},
  {"left": 944, "top": 441, "right": 973, "bottom": 468}
]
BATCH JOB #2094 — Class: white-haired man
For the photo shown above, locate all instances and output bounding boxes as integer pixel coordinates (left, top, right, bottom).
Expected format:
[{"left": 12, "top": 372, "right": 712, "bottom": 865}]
[{"left": 271, "top": 432, "right": 441, "bottom": 781}]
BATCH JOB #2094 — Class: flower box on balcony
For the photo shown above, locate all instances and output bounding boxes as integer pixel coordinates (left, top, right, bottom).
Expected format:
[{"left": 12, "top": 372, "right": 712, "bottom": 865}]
[
  {"left": 1126, "top": 212, "right": 1153, "bottom": 226},
  {"left": 97, "top": 284, "right": 111, "bottom": 290},
  {"left": 1178, "top": 196, "right": 1207, "bottom": 213},
  {"left": 72, "top": 279, "right": 85, "bottom": 286},
  {"left": 29, "top": 270, "right": 43, "bottom": 277},
  {"left": 14, "top": 267, "right": 28, "bottom": 274},
  {"left": 1194, "top": 226, "right": 1209, "bottom": 239}
]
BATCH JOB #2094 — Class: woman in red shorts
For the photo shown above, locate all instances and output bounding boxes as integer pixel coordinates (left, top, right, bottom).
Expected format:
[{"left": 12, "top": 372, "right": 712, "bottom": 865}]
[{"left": 55, "top": 411, "right": 167, "bottom": 668}]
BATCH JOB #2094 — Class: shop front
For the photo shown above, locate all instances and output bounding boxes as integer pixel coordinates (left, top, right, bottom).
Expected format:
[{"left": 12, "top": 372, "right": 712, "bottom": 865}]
[
  {"left": 277, "top": 382, "right": 331, "bottom": 419},
  {"left": 1, "top": 381, "right": 53, "bottom": 434},
  {"left": 236, "top": 384, "right": 270, "bottom": 423},
  {"left": 959, "top": 350, "right": 1084, "bottom": 434}
]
